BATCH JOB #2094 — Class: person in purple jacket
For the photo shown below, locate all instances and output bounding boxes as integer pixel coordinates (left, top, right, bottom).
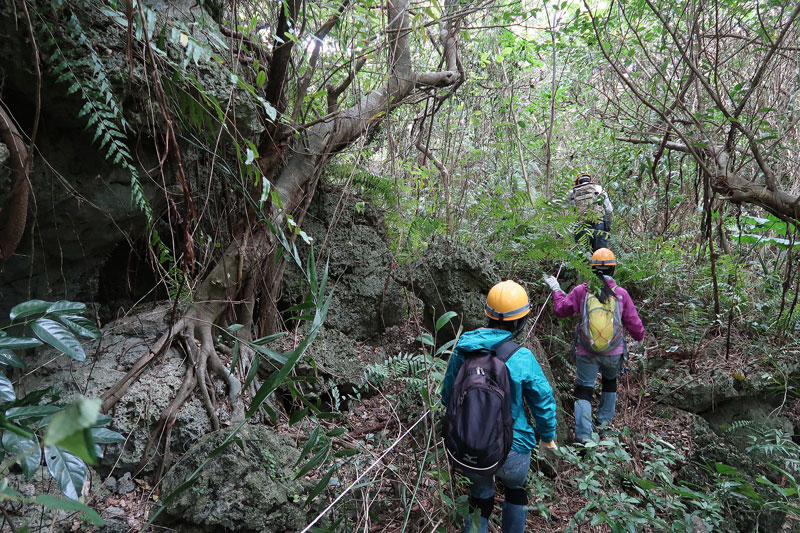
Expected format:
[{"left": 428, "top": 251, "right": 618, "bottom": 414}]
[{"left": 543, "top": 248, "right": 645, "bottom": 443}]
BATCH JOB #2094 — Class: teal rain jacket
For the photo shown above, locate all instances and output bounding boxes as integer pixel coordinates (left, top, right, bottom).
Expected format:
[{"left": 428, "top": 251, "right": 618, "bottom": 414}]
[{"left": 441, "top": 328, "right": 557, "bottom": 451}]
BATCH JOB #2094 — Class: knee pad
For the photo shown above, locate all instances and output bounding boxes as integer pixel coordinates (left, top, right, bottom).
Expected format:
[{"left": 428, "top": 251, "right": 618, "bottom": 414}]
[
  {"left": 504, "top": 487, "right": 528, "bottom": 506},
  {"left": 469, "top": 496, "right": 494, "bottom": 518},
  {"left": 602, "top": 377, "right": 617, "bottom": 392},
  {"left": 574, "top": 384, "right": 593, "bottom": 401}
]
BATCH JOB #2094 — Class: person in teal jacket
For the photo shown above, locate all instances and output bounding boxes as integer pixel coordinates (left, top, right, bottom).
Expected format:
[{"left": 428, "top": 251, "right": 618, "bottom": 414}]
[{"left": 441, "top": 280, "right": 558, "bottom": 533}]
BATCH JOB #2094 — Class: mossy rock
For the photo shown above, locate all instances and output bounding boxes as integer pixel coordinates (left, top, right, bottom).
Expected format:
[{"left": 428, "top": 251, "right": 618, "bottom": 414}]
[
  {"left": 282, "top": 187, "right": 405, "bottom": 340},
  {"left": 406, "top": 239, "right": 499, "bottom": 343},
  {"left": 158, "top": 425, "right": 317, "bottom": 532}
]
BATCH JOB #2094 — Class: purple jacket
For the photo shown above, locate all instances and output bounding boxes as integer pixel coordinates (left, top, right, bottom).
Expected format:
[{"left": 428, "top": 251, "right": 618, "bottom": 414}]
[{"left": 552, "top": 277, "right": 645, "bottom": 356}]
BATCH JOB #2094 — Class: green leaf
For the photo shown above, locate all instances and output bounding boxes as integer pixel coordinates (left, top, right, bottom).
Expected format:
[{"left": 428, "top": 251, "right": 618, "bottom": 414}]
[
  {"left": 326, "top": 427, "right": 346, "bottom": 437},
  {"left": 631, "top": 476, "right": 658, "bottom": 490},
  {"left": 56, "top": 315, "right": 101, "bottom": 340},
  {"left": 2, "top": 432, "right": 41, "bottom": 479},
  {"left": 715, "top": 462, "right": 740, "bottom": 476},
  {"left": 417, "top": 333, "right": 434, "bottom": 346},
  {"left": 295, "top": 442, "right": 330, "bottom": 479},
  {"left": 44, "top": 446, "right": 88, "bottom": 500},
  {"left": 252, "top": 332, "right": 286, "bottom": 345},
  {"left": 435, "top": 311, "right": 458, "bottom": 332},
  {"left": 289, "top": 408, "right": 309, "bottom": 426},
  {"left": 55, "top": 429, "right": 98, "bottom": 465},
  {"left": 45, "top": 301, "right": 87, "bottom": 315},
  {"left": 435, "top": 338, "right": 458, "bottom": 356},
  {"left": 305, "top": 465, "right": 336, "bottom": 507},
  {"left": 0, "top": 337, "right": 43, "bottom": 350},
  {"left": 93, "top": 413, "right": 113, "bottom": 427},
  {"left": 30, "top": 318, "right": 86, "bottom": 361},
  {"left": 242, "top": 356, "right": 261, "bottom": 390},
  {"left": 34, "top": 494, "right": 103, "bottom": 525},
  {"left": 5, "top": 405, "right": 62, "bottom": 421},
  {"left": 296, "top": 425, "right": 321, "bottom": 466},
  {"left": 90, "top": 427, "right": 125, "bottom": 444},
  {"left": 44, "top": 397, "right": 101, "bottom": 464},
  {"left": 0, "top": 373, "right": 16, "bottom": 402},
  {"left": 333, "top": 448, "right": 359, "bottom": 458},
  {"left": 256, "top": 70, "right": 266, "bottom": 86},
  {"left": 254, "top": 344, "right": 288, "bottom": 364},
  {"left": 0, "top": 349, "right": 25, "bottom": 369},
  {"left": 9, "top": 300, "right": 51, "bottom": 321}
]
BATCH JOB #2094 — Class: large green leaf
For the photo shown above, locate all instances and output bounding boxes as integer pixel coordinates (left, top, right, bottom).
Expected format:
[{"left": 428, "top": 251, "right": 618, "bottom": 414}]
[
  {"left": 295, "top": 425, "right": 321, "bottom": 466},
  {"left": 30, "top": 318, "right": 86, "bottom": 361},
  {"left": 90, "top": 427, "right": 125, "bottom": 444},
  {"left": 34, "top": 494, "right": 103, "bottom": 525},
  {"left": 45, "top": 301, "right": 87, "bottom": 315},
  {"left": 0, "top": 337, "right": 43, "bottom": 350},
  {"left": 93, "top": 413, "right": 113, "bottom": 427},
  {"left": 2, "top": 431, "right": 42, "bottom": 479},
  {"left": 9, "top": 300, "right": 50, "bottom": 322},
  {"left": 254, "top": 344, "right": 288, "bottom": 364},
  {"left": 44, "top": 446, "right": 88, "bottom": 500},
  {"left": 45, "top": 398, "right": 100, "bottom": 464},
  {"left": 56, "top": 315, "right": 101, "bottom": 340},
  {"left": 0, "top": 349, "right": 25, "bottom": 369},
  {"left": 0, "top": 373, "right": 16, "bottom": 402},
  {"left": 251, "top": 332, "right": 286, "bottom": 345},
  {"left": 435, "top": 311, "right": 458, "bottom": 331},
  {"left": 5, "top": 405, "right": 63, "bottom": 421},
  {"left": 295, "top": 442, "right": 330, "bottom": 479},
  {"left": 304, "top": 465, "right": 336, "bottom": 507}
]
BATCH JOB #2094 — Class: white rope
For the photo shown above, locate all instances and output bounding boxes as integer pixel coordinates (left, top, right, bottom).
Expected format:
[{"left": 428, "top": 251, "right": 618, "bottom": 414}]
[{"left": 299, "top": 409, "right": 432, "bottom": 533}]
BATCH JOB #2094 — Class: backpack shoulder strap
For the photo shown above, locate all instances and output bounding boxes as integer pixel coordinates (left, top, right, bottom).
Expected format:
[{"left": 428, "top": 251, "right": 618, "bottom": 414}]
[{"left": 493, "top": 339, "right": 521, "bottom": 363}]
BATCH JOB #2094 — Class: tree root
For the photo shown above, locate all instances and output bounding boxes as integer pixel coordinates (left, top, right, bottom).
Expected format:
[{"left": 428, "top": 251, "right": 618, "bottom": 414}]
[
  {"left": 103, "top": 310, "right": 247, "bottom": 479},
  {"left": 135, "top": 351, "right": 197, "bottom": 477},
  {"left": 101, "top": 318, "right": 187, "bottom": 412}
]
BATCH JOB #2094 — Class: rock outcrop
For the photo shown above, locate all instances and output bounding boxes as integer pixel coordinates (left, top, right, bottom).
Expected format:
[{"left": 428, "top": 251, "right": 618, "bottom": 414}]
[{"left": 157, "top": 425, "right": 317, "bottom": 532}]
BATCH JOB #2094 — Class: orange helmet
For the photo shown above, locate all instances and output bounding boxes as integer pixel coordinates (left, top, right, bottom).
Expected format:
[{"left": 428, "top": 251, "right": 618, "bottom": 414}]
[
  {"left": 485, "top": 281, "right": 531, "bottom": 321},
  {"left": 590, "top": 248, "right": 617, "bottom": 267}
]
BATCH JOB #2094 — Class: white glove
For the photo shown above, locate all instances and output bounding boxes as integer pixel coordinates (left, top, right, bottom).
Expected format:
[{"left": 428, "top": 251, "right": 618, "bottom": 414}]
[
  {"left": 539, "top": 440, "right": 559, "bottom": 472},
  {"left": 543, "top": 275, "right": 562, "bottom": 293},
  {"left": 629, "top": 340, "right": 643, "bottom": 352}
]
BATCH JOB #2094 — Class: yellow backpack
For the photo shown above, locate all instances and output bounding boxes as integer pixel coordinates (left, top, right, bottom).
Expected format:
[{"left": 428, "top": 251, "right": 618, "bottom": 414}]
[{"left": 578, "top": 290, "right": 624, "bottom": 353}]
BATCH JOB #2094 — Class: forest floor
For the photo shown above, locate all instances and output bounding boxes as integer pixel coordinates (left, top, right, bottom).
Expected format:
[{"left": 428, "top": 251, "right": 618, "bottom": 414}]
[{"left": 76, "top": 316, "right": 799, "bottom": 533}]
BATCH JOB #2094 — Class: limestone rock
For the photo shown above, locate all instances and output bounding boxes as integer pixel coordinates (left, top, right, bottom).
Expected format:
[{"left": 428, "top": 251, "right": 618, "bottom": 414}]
[
  {"left": 406, "top": 239, "right": 499, "bottom": 342},
  {"left": 157, "top": 425, "right": 317, "bottom": 532},
  {"left": 282, "top": 187, "right": 405, "bottom": 339},
  {"left": 19, "top": 303, "right": 213, "bottom": 475}
]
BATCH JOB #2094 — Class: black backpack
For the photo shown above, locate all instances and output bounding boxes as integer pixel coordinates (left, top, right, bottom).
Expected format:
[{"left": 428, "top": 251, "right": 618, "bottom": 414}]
[{"left": 444, "top": 339, "right": 520, "bottom": 475}]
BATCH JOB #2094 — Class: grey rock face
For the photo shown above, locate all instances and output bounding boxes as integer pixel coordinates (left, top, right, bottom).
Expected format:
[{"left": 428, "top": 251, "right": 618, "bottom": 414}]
[
  {"left": 19, "top": 303, "right": 212, "bottom": 475},
  {"left": 282, "top": 187, "right": 406, "bottom": 340},
  {"left": 157, "top": 425, "right": 315, "bottom": 532},
  {"left": 406, "top": 239, "right": 499, "bottom": 342},
  {"left": 0, "top": 2, "right": 261, "bottom": 318}
]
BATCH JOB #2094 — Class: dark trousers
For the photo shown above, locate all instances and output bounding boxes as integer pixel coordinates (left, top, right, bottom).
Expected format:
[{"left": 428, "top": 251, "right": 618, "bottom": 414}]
[{"left": 574, "top": 216, "right": 610, "bottom": 251}]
